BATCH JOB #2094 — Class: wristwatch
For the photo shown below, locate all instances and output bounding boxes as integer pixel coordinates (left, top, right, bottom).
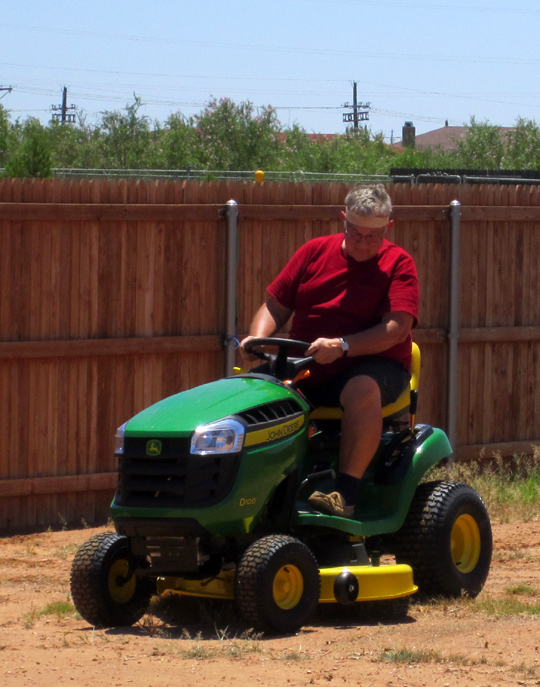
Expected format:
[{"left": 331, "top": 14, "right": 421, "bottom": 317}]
[{"left": 339, "top": 337, "right": 349, "bottom": 357}]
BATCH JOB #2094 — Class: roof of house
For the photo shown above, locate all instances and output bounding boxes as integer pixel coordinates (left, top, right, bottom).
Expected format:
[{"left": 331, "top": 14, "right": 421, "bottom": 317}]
[
  {"left": 395, "top": 125, "right": 515, "bottom": 152},
  {"left": 414, "top": 126, "right": 468, "bottom": 151}
]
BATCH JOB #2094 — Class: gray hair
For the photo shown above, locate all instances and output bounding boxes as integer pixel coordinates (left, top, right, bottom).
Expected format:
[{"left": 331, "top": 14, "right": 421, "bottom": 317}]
[{"left": 344, "top": 184, "right": 392, "bottom": 217}]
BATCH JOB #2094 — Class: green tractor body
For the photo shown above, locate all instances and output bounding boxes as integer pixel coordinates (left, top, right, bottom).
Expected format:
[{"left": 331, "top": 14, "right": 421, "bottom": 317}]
[
  {"left": 111, "top": 374, "right": 451, "bottom": 539},
  {"left": 71, "top": 342, "right": 492, "bottom": 633},
  {"left": 112, "top": 376, "right": 310, "bottom": 539}
]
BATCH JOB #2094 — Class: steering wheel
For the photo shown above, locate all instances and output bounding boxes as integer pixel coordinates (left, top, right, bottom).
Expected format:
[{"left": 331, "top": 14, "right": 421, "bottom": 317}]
[{"left": 243, "top": 337, "right": 315, "bottom": 381}]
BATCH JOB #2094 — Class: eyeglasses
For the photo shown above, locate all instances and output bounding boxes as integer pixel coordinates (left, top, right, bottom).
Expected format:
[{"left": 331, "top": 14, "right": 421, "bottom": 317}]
[{"left": 344, "top": 222, "right": 386, "bottom": 244}]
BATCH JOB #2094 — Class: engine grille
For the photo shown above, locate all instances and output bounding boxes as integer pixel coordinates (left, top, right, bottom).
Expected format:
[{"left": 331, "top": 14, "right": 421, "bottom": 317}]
[
  {"left": 115, "top": 436, "right": 241, "bottom": 508},
  {"left": 237, "top": 399, "right": 303, "bottom": 427}
]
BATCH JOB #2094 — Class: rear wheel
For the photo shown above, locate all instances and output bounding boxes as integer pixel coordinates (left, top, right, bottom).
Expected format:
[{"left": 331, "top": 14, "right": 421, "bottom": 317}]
[
  {"left": 70, "top": 532, "right": 153, "bottom": 627},
  {"left": 235, "top": 535, "right": 320, "bottom": 633},
  {"left": 392, "top": 481, "right": 492, "bottom": 598}
]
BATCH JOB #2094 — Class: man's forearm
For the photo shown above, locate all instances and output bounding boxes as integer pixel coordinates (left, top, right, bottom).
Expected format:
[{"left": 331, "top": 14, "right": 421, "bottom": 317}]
[
  {"left": 345, "top": 315, "right": 413, "bottom": 357},
  {"left": 249, "top": 304, "right": 280, "bottom": 337},
  {"left": 306, "top": 312, "right": 413, "bottom": 364}
]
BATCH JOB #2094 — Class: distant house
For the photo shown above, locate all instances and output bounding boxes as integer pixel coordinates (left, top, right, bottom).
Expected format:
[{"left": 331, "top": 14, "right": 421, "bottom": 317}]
[{"left": 393, "top": 121, "right": 515, "bottom": 152}]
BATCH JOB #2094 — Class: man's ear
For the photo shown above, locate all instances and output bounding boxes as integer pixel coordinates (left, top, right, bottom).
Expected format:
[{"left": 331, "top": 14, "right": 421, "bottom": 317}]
[
  {"left": 386, "top": 219, "right": 395, "bottom": 232},
  {"left": 340, "top": 210, "right": 347, "bottom": 222}
]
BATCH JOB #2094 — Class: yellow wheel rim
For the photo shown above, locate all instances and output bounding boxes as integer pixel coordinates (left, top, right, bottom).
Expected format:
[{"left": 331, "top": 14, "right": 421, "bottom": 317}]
[
  {"left": 273, "top": 565, "right": 304, "bottom": 610},
  {"left": 108, "top": 559, "right": 136, "bottom": 604},
  {"left": 451, "top": 514, "right": 481, "bottom": 573}
]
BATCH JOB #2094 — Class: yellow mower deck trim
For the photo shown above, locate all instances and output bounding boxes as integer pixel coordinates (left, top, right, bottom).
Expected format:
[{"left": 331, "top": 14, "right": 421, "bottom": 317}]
[
  {"left": 157, "top": 563, "right": 417, "bottom": 603},
  {"left": 319, "top": 564, "right": 417, "bottom": 603},
  {"left": 158, "top": 570, "right": 236, "bottom": 600}
]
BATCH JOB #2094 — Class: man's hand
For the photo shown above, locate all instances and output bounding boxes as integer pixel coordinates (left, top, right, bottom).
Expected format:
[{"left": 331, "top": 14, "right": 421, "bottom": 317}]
[
  {"left": 239, "top": 335, "right": 261, "bottom": 363},
  {"left": 240, "top": 298, "right": 293, "bottom": 364},
  {"left": 306, "top": 338, "right": 344, "bottom": 364}
]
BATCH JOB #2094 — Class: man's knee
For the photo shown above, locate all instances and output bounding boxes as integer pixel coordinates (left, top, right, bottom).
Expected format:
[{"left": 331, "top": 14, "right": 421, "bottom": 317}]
[{"left": 340, "top": 375, "right": 381, "bottom": 411}]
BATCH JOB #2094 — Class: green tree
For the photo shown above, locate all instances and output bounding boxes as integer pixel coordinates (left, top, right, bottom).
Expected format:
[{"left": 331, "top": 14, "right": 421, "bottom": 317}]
[
  {"left": 329, "top": 129, "right": 395, "bottom": 174},
  {"left": 4, "top": 120, "right": 53, "bottom": 178},
  {"left": 195, "top": 98, "right": 282, "bottom": 170},
  {"left": 504, "top": 118, "right": 540, "bottom": 169},
  {"left": 455, "top": 117, "right": 505, "bottom": 169},
  {"left": 99, "top": 96, "right": 157, "bottom": 168},
  {"left": 162, "top": 112, "right": 200, "bottom": 169},
  {"left": 0, "top": 105, "right": 10, "bottom": 166},
  {"left": 277, "top": 126, "right": 397, "bottom": 175},
  {"left": 278, "top": 123, "right": 315, "bottom": 171},
  {"left": 48, "top": 116, "right": 103, "bottom": 168}
]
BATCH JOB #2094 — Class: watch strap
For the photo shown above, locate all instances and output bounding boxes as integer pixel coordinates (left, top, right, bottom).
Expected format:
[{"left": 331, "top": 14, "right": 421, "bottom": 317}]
[{"left": 339, "top": 337, "right": 349, "bottom": 357}]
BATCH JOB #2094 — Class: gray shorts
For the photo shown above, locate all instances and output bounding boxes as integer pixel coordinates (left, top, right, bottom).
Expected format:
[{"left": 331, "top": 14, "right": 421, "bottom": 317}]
[{"left": 299, "top": 356, "right": 411, "bottom": 409}]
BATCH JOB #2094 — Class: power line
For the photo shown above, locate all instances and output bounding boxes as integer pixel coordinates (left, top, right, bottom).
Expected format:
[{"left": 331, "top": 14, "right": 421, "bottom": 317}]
[
  {"left": 2, "top": 26, "right": 540, "bottom": 66},
  {"left": 305, "top": 0, "right": 540, "bottom": 14}
]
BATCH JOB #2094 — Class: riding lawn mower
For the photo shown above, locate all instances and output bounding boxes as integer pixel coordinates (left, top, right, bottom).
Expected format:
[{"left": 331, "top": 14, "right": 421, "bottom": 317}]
[{"left": 70, "top": 338, "right": 492, "bottom": 633}]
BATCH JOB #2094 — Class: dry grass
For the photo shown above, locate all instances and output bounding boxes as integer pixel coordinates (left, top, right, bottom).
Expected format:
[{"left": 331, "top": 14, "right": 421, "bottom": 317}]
[{"left": 425, "top": 449, "right": 540, "bottom": 523}]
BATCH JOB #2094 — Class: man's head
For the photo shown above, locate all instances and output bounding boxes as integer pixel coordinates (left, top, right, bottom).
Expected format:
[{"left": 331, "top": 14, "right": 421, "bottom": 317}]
[{"left": 341, "top": 185, "right": 393, "bottom": 262}]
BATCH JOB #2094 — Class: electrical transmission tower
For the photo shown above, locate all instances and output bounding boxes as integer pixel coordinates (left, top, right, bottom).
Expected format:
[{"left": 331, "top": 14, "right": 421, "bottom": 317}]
[
  {"left": 342, "top": 82, "right": 370, "bottom": 131},
  {"left": 51, "top": 86, "right": 77, "bottom": 124}
]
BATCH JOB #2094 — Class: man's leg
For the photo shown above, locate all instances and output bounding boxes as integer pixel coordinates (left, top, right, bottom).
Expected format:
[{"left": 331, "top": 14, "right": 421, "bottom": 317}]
[
  {"left": 308, "top": 375, "right": 382, "bottom": 517},
  {"left": 307, "top": 358, "right": 409, "bottom": 517},
  {"left": 338, "top": 374, "right": 382, "bottom": 479}
]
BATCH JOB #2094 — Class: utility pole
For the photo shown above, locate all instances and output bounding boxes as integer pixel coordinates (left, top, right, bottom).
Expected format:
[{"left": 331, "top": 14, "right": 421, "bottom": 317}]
[
  {"left": 51, "top": 86, "right": 77, "bottom": 124},
  {"left": 342, "top": 82, "right": 370, "bottom": 132},
  {"left": 0, "top": 86, "right": 13, "bottom": 100}
]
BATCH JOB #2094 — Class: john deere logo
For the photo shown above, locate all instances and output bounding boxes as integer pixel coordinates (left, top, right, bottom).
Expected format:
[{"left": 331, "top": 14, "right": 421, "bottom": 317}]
[{"left": 146, "top": 440, "right": 162, "bottom": 456}]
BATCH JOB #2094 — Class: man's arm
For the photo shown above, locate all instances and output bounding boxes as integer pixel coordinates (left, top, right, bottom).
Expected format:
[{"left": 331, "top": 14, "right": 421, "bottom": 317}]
[
  {"left": 306, "top": 311, "right": 414, "bottom": 364},
  {"left": 239, "top": 297, "right": 293, "bottom": 361}
]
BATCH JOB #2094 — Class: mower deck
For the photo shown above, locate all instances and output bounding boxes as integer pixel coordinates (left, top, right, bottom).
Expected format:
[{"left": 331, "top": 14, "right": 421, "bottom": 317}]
[{"left": 156, "top": 562, "right": 417, "bottom": 604}]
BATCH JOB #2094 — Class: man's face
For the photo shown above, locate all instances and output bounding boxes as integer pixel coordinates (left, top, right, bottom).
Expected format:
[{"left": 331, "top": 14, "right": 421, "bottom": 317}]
[{"left": 340, "top": 211, "right": 392, "bottom": 262}]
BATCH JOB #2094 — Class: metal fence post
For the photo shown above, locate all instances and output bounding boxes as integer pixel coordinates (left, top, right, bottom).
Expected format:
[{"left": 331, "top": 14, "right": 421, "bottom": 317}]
[
  {"left": 447, "top": 200, "right": 461, "bottom": 459},
  {"left": 224, "top": 200, "right": 239, "bottom": 377}
]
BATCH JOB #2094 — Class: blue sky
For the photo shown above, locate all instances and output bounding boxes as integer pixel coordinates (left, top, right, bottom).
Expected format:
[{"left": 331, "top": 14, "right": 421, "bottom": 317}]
[{"left": 1, "top": 0, "right": 540, "bottom": 142}]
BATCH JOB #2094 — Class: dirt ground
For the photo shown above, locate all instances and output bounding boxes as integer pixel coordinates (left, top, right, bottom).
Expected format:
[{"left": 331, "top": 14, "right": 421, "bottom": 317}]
[{"left": 1, "top": 521, "right": 539, "bottom": 687}]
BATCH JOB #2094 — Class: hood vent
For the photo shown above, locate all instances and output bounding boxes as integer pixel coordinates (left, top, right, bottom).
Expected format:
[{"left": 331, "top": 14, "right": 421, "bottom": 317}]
[{"left": 237, "top": 399, "right": 303, "bottom": 427}]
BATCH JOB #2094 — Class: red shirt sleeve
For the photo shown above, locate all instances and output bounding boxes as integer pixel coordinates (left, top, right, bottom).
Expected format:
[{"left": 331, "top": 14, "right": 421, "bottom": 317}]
[
  {"left": 385, "top": 252, "right": 419, "bottom": 327},
  {"left": 266, "top": 242, "right": 312, "bottom": 310}
]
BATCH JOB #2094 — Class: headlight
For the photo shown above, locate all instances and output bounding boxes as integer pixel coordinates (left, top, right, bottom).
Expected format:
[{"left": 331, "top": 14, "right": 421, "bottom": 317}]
[
  {"left": 114, "top": 422, "right": 127, "bottom": 455},
  {"left": 190, "top": 419, "right": 245, "bottom": 455}
]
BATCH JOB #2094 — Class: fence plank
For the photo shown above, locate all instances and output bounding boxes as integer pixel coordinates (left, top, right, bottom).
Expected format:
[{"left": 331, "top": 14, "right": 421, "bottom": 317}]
[
  {"left": 0, "top": 203, "right": 223, "bottom": 221},
  {"left": 0, "top": 335, "right": 222, "bottom": 358},
  {"left": 0, "top": 472, "right": 117, "bottom": 497}
]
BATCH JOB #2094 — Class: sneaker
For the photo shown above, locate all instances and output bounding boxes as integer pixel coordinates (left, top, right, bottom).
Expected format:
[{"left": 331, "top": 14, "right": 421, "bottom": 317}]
[{"left": 308, "top": 490, "right": 354, "bottom": 518}]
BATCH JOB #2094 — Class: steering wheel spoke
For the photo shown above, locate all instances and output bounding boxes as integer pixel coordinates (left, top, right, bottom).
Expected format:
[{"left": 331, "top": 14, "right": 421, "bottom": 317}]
[{"left": 243, "top": 338, "right": 315, "bottom": 381}]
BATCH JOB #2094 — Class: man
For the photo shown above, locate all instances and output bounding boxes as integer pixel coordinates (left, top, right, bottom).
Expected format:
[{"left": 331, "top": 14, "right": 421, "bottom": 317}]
[{"left": 240, "top": 185, "right": 419, "bottom": 518}]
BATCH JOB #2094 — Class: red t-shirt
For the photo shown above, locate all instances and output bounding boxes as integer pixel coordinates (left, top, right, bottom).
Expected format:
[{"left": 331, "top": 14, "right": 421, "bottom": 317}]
[{"left": 267, "top": 233, "right": 419, "bottom": 384}]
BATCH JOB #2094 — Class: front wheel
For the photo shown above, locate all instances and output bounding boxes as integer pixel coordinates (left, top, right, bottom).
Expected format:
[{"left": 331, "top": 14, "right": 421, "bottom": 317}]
[
  {"left": 70, "top": 532, "right": 153, "bottom": 627},
  {"left": 391, "top": 480, "right": 492, "bottom": 598},
  {"left": 235, "top": 535, "right": 320, "bottom": 633}
]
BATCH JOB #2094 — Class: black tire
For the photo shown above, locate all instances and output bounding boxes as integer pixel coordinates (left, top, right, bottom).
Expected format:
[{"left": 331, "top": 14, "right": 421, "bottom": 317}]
[
  {"left": 235, "top": 535, "right": 320, "bottom": 633},
  {"left": 391, "top": 480, "right": 492, "bottom": 598},
  {"left": 70, "top": 532, "right": 153, "bottom": 627}
]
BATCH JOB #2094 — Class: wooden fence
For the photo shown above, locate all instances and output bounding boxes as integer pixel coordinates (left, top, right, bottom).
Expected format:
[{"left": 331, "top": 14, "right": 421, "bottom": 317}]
[{"left": 0, "top": 177, "right": 539, "bottom": 530}]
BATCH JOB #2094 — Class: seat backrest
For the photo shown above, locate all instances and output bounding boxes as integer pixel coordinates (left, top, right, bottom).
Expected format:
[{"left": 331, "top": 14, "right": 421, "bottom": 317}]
[{"left": 310, "top": 342, "right": 421, "bottom": 422}]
